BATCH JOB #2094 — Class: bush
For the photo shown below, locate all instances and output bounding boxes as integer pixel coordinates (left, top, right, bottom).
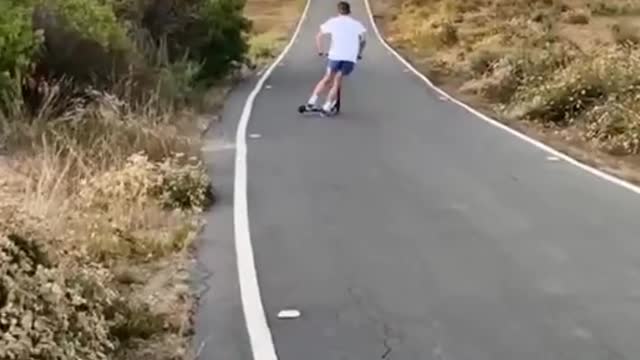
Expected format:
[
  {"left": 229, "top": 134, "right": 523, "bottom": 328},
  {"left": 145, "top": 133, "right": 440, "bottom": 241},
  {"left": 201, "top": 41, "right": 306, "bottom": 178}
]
[
  {"left": 79, "top": 151, "right": 211, "bottom": 212},
  {"left": 438, "top": 22, "right": 459, "bottom": 46},
  {"left": 48, "top": 0, "right": 129, "bottom": 49},
  {"left": 0, "top": 229, "right": 183, "bottom": 360},
  {"left": 0, "top": 1, "right": 43, "bottom": 117},
  {"left": 110, "top": 301, "right": 167, "bottom": 341},
  {"left": 584, "top": 98, "right": 640, "bottom": 155},
  {"left": 0, "top": 233, "right": 117, "bottom": 360},
  {"left": 155, "top": 153, "right": 214, "bottom": 210},
  {"left": 74, "top": 151, "right": 210, "bottom": 260},
  {"left": 1, "top": 0, "right": 252, "bottom": 116},
  {"left": 186, "top": 0, "right": 251, "bottom": 82},
  {"left": 461, "top": 57, "right": 520, "bottom": 102},
  {"left": 132, "top": 0, "right": 251, "bottom": 83},
  {"left": 30, "top": 0, "right": 134, "bottom": 89},
  {"left": 412, "top": 21, "right": 459, "bottom": 52},
  {"left": 509, "top": 48, "right": 640, "bottom": 124},
  {"left": 0, "top": 2, "right": 42, "bottom": 78},
  {"left": 468, "top": 49, "right": 502, "bottom": 74},
  {"left": 156, "top": 58, "right": 204, "bottom": 105}
]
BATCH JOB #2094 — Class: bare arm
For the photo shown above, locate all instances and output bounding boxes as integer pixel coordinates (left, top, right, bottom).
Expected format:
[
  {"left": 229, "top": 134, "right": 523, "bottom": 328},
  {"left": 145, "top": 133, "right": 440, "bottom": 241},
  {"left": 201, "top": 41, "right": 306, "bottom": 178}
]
[
  {"left": 358, "top": 34, "right": 367, "bottom": 58},
  {"left": 357, "top": 23, "right": 367, "bottom": 59},
  {"left": 316, "top": 31, "right": 326, "bottom": 55}
]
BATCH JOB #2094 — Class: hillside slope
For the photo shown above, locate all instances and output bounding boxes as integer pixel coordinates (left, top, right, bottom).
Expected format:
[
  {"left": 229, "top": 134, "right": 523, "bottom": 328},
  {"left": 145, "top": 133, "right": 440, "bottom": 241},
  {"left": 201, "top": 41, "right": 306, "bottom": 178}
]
[{"left": 372, "top": 0, "right": 640, "bottom": 182}]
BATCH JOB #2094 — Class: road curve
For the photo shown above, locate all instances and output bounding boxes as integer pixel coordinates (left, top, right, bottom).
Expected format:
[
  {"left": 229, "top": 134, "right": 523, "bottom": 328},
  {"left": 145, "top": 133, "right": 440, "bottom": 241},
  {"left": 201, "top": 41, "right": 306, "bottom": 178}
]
[{"left": 194, "top": 0, "right": 640, "bottom": 359}]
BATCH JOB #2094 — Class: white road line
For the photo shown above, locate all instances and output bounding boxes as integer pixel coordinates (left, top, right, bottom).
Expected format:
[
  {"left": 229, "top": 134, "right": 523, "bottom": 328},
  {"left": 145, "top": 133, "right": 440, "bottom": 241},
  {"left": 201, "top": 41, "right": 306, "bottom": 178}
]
[
  {"left": 363, "top": 0, "right": 640, "bottom": 196},
  {"left": 233, "top": 0, "right": 311, "bottom": 358}
]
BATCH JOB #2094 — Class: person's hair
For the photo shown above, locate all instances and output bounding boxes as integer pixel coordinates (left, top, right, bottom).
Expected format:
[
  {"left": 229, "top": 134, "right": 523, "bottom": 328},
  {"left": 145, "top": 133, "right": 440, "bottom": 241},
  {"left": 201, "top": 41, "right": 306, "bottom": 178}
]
[{"left": 337, "top": 1, "right": 350, "bottom": 15}]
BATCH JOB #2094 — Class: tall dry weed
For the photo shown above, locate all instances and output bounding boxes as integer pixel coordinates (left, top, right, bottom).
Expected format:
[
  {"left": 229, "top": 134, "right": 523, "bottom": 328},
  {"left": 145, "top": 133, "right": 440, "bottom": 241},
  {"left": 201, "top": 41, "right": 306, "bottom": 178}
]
[{"left": 0, "top": 78, "right": 212, "bottom": 359}]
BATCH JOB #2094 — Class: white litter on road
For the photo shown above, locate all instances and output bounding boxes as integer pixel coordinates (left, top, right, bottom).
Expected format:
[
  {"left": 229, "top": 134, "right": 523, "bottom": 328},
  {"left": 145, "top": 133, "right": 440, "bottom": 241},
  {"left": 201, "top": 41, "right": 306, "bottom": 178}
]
[
  {"left": 547, "top": 156, "right": 560, "bottom": 161},
  {"left": 249, "top": 133, "right": 262, "bottom": 139},
  {"left": 277, "top": 309, "right": 301, "bottom": 319}
]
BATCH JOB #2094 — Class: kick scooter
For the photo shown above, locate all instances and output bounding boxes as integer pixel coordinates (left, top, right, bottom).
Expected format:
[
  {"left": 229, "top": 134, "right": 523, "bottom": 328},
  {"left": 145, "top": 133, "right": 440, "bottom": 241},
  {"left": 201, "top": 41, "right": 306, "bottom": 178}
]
[{"left": 297, "top": 53, "right": 342, "bottom": 116}]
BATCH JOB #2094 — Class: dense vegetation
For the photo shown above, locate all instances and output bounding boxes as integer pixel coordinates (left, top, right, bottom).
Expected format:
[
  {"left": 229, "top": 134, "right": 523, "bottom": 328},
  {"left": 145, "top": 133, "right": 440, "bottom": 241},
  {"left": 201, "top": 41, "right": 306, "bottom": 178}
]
[
  {"left": 0, "top": 0, "right": 250, "bottom": 358},
  {"left": 1, "top": 0, "right": 251, "bottom": 117},
  {"left": 378, "top": 0, "right": 640, "bottom": 157}
]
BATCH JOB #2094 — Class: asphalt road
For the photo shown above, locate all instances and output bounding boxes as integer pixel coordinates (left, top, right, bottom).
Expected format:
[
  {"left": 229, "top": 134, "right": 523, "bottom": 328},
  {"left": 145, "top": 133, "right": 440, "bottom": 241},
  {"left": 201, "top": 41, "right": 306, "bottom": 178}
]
[{"left": 193, "top": 0, "right": 640, "bottom": 359}]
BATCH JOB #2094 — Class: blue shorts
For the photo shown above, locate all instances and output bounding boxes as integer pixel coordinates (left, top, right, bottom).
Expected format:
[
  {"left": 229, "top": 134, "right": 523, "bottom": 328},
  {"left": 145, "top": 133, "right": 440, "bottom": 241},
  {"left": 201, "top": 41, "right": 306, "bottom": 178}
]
[{"left": 327, "top": 60, "right": 356, "bottom": 76}]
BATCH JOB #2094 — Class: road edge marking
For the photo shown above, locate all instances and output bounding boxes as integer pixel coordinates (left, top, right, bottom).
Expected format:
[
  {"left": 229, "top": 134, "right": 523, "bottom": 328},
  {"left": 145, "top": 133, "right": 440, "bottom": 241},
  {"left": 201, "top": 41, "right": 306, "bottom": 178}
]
[
  {"left": 362, "top": 0, "right": 640, "bottom": 196},
  {"left": 233, "top": 0, "right": 311, "bottom": 358}
]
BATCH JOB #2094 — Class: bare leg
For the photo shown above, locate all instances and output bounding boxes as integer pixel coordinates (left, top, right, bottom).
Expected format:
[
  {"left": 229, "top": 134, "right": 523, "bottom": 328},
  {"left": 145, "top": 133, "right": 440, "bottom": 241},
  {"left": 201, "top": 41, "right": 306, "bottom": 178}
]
[
  {"left": 308, "top": 70, "right": 334, "bottom": 105},
  {"left": 323, "top": 72, "right": 343, "bottom": 110}
]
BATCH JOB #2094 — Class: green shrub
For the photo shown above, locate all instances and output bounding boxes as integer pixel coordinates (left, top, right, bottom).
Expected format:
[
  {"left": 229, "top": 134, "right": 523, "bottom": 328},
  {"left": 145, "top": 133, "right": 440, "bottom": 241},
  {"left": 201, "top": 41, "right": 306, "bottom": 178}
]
[
  {"left": 0, "top": 1, "right": 43, "bottom": 116},
  {"left": 180, "top": 0, "right": 251, "bottom": 82},
  {"left": 157, "top": 58, "right": 204, "bottom": 105},
  {"left": 31, "top": 0, "right": 134, "bottom": 91},
  {"left": 0, "top": 2, "right": 42, "bottom": 78},
  {"left": 128, "top": 0, "right": 251, "bottom": 83},
  {"left": 156, "top": 153, "right": 214, "bottom": 210},
  {"left": 1, "top": 0, "right": 252, "bottom": 116},
  {"left": 48, "top": 0, "right": 128, "bottom": 49}
]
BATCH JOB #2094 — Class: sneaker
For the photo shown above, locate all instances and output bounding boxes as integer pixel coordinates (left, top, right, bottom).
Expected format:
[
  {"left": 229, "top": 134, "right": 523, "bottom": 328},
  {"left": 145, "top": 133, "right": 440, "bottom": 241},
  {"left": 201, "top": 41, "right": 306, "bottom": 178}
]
[
  {"left": 320, "top": 107, "right": 336, "bottom": 117},
  {"left": 321, "top": 103, "right": 334, "bottom": 113}
]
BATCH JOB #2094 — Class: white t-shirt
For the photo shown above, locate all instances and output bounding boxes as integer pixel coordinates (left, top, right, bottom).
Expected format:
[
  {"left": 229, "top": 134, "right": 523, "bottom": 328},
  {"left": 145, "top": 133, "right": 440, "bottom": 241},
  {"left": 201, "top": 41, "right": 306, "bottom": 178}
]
[{"left": 320, "top": 15, "right": 367, "bottom": 63}]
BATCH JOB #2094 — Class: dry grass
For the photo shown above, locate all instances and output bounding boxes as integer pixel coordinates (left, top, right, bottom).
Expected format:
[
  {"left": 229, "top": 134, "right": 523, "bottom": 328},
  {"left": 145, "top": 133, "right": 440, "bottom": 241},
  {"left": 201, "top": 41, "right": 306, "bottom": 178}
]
[
  {"left": 244, "top": 0, "right": 305, "bottom": 65},
  {"left": 611, "top": 20, "right": 640, "bottom": 45},
  {"left": 248, "top": 31, "right": 286, "bottom": 63},
  {"left": 372, "top": 0, "right": 640, "bottom": 172},
  {"left": 563, "top": 9, "right": 591, "bottom": 24},
  {"left": 0, "top": 88, "right": 213, "bottom": 359},
  {"left": 588, "top": 0, "right": 640, "bottom": 16}
]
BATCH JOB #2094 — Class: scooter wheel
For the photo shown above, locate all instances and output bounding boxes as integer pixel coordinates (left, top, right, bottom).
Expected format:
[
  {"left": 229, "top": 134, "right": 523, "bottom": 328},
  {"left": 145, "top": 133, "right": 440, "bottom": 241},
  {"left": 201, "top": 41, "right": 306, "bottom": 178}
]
[{"left": 297, "top": 105, "right": 306, "bottom": 113}]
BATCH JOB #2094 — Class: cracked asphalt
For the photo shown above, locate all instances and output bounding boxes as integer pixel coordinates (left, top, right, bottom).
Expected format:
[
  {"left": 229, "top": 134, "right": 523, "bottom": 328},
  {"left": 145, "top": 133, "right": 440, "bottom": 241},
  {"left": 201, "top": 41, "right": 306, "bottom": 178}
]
[{"left": 193, "top": 0, "right": 640, "bottom": 358}]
